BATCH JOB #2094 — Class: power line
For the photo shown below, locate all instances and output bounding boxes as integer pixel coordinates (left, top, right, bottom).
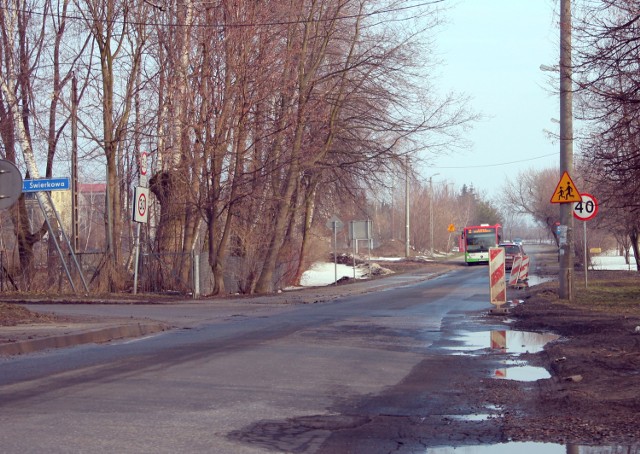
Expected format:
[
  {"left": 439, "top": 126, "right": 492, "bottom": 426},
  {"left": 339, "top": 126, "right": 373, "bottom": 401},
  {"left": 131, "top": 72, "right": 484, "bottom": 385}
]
[
  {"left": 1, "top": 0, "right": 445, "bottom": 29},
  {"left": 434, "top": 153, "right": 556, "bottom": 169}
]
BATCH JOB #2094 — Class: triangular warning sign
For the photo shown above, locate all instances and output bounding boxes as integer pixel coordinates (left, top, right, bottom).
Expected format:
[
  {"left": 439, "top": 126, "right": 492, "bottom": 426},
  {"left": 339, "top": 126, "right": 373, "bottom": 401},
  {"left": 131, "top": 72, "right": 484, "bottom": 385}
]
[{"left": 550, "top": 171, "right": 581, "bottom": 203}]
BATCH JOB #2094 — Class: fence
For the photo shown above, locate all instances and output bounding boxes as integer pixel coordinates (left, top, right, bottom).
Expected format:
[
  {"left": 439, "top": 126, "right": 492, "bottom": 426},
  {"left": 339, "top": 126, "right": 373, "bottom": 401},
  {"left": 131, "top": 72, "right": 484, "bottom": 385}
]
[{"left": 0, "top": 225, "right": 287, "bottom": 297}]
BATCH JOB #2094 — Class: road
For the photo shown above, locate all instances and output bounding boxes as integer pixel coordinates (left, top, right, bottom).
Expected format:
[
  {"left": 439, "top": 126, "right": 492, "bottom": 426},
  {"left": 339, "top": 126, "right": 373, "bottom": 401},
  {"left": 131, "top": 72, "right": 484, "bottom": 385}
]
[{"left": 0, "top": 262, "right": 516, "bottom": 453}]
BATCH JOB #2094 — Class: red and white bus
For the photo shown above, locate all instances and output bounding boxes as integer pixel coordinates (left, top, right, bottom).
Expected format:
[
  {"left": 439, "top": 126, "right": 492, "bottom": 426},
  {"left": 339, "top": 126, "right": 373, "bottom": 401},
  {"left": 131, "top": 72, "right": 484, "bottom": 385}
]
[{"left": 459, "top": 224, "right": 502, "bottom": 265}]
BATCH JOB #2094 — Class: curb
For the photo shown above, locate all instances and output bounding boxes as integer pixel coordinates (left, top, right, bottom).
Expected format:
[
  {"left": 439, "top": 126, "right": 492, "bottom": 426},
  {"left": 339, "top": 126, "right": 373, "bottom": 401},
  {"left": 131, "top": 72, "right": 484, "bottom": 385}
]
[{"left": 0, "top": 323, "right": 168, "bottom": 356}]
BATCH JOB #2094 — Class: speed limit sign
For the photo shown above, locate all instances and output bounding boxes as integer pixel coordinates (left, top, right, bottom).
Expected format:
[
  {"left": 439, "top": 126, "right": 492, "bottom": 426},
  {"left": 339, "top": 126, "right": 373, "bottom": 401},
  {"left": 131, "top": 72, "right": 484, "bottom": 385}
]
[
  {"left": 573, "top": 193, "right": 598, "bottom": 221},
  {"left": 133, "top": 186, "right": 149, "bottom": 223},
  {"left": 139, "top": 151, "right": 148, "bottom": 176}
]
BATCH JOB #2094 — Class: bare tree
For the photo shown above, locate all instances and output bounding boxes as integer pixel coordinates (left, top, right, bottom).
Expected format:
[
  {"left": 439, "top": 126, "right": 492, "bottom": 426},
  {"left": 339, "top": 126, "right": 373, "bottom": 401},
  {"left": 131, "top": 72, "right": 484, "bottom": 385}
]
[
  {"left": 0, "top": 0, "right": 84, "bottom": 288},
  {"left": 571, "top": 0, "right": 640, "bottom": 270},
  {"left": 76, "top": 0, "right": 149, "bottom": 289},
  {"left": 502, "top": 168, "right": 561, "bottom": 245}
]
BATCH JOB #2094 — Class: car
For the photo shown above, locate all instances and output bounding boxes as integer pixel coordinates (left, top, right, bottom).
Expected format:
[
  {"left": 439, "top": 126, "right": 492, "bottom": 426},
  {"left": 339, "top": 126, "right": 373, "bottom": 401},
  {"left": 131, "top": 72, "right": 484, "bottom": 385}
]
[{"left": 499, "top": 242, "right": 525, "bottom": 270}]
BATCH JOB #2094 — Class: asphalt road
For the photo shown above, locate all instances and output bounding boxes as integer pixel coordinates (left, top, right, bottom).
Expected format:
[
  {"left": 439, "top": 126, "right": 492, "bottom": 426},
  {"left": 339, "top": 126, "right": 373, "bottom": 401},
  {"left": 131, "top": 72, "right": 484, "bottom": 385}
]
[{"left": 0, "top": 263, "right": 513, "bottom": 453}]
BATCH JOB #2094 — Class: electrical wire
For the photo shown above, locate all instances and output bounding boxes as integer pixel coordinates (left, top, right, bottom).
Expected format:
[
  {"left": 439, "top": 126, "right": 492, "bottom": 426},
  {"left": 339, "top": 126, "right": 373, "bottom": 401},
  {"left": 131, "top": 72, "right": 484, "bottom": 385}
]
[
  {"left": 434, "top": 152, "right": 556, "bottom": 169},
  {"left": 0, "top": 0, "right": 445, "bottom": 29}
]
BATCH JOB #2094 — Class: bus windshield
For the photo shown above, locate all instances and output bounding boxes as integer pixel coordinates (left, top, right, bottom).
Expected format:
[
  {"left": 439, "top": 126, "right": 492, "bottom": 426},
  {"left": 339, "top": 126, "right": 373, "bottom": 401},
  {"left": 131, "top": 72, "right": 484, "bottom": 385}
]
[{"left": 466, "top": 232, "right": 497, "bottom": 253}]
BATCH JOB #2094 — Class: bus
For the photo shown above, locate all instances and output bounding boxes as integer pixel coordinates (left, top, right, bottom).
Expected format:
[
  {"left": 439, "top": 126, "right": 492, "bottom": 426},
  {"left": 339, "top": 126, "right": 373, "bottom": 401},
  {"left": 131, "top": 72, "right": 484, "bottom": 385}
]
[{"left": 459, "top": 224, "right": 502, "bottom": 265}]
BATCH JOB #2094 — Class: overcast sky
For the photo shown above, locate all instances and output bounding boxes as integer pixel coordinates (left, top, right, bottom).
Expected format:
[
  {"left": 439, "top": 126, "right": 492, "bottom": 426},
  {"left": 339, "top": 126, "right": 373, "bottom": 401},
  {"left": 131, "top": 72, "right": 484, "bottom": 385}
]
[{"left": 426, "top": 0, "right": 560, "bottom": 198}]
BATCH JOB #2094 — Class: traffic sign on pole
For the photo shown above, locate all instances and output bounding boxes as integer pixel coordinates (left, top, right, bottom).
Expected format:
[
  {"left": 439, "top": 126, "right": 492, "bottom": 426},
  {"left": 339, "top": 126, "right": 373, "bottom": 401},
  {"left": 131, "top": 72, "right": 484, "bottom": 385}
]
[
  {"left": 551, "top": 171, "right": 581, "bottom": 203},
  {"left": 573, "top": 193, "right": 598, "bottom": 289},
  {"left": 0, "top": 159, "right": 23, "bottom": 209},
  {"left": 23, "top": 177, "right": 70, "bottom": 192},
  {"left": 573, "top": 193, "right": 598, "bottom": 221},
  {"left": 133, "top": 186, "right": 149, "bottom": 223},
  {"left": 140, "top": 151, "right": 149, "bottom": 176}
]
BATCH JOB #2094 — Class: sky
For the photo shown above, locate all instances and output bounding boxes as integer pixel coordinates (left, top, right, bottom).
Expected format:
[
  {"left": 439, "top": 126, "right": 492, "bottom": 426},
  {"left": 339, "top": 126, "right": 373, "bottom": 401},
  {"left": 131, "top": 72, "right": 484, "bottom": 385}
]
[{"left": 426, "top": 0, "right": 560, "bottom": 198}]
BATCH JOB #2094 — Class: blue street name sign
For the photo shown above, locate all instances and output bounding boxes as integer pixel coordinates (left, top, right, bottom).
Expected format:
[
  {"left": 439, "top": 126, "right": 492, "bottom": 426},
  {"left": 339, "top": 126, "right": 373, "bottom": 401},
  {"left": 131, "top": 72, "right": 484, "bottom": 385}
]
[{"left": 22, "top": 177, "right": 70, "bottom": 192}]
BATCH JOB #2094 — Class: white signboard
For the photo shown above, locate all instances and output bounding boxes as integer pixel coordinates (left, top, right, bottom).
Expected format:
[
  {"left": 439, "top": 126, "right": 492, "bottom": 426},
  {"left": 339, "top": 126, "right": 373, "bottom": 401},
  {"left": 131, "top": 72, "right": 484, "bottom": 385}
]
[{"left": 133, "top": 186, "right": 149, "bottom": 223}]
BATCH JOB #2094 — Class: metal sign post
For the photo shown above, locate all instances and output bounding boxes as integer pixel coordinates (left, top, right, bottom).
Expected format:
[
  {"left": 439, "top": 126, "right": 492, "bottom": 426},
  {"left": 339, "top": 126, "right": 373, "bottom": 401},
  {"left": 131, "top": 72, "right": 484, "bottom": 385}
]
[
  {"left": 326, "top": 216, "right": 343, "bottom": 285},
  {"left": 23, "top": 176, "right": 88, "bottom": 293},
  {"left": 583, "top": 222, "right": 587, "bottom": 287},
  {"left": 348, "top": 220, "right": 373, "bottom": 280},
  {"left": 133, "top": 152, "right": 150, "bottom": 295}
]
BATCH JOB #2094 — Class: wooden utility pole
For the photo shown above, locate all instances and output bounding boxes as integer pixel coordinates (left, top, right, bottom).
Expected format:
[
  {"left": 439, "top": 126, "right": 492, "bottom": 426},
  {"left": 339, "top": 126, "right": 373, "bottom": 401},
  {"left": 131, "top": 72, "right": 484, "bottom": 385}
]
[
  {"left": 405, "top": 156, "right": 410, "bottom": 258},
  {"left": 559, "top": 0, "right": 574, "bottom": 301}
]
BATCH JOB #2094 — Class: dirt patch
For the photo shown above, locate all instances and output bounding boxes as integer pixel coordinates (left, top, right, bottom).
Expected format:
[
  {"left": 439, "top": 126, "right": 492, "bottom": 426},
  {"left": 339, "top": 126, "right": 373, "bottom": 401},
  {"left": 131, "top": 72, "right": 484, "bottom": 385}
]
[
  {"left": 491, "top": 270, "right": 640, "bottom": 444},
  {"left": 0, "top": 302, "right": 60, "bottom": 326}
]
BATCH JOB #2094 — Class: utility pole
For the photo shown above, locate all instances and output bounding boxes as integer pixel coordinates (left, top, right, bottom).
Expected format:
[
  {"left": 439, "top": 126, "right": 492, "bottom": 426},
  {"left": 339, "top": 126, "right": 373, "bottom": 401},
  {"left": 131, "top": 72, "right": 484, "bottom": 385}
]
[
  {"left": 429, "top": 174, "right": 439, "bottom": 256},
  {"left": 559, "top": 0, "right": 574, "bottom": 301},
  {"left": 429, "top": 176, "right": 434, "bottom": 256},
  {"left": 405, "top": 156, "right": 410, "bottom": 258}
]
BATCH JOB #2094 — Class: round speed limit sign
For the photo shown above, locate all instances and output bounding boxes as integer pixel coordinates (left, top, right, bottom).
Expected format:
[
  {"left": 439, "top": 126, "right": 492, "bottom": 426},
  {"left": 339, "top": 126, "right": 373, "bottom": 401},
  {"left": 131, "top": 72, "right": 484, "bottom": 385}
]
[
  {"left": 133, "top": 187, "right": 149, "bottom": 223},
  {"left": 139, "top": 151, "right": 148, "bottom": 176},
  {"left": 573, "top": 193, "right": 598, "bottom": 221}
]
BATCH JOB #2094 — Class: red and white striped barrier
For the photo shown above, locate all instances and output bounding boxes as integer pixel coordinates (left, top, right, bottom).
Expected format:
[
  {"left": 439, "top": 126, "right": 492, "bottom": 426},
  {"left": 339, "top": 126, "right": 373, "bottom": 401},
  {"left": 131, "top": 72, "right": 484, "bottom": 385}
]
[
  {"left": 508, "top": 255, "right": 530, "bottom": 288},
  {"left": 489, "top": 247, "right": 506, "bottom": 307},
  {"left": 491, "top": 330, "right": 507, "bottom": 350},
  {"left": 508, "top": 255, "right": 522, "bottom": 287},
  {"left": 494, "top": 369, "right": 507, "bottom": 378},
  {"left": 518, "top": 255, "right": 530, "bottom": 283}
]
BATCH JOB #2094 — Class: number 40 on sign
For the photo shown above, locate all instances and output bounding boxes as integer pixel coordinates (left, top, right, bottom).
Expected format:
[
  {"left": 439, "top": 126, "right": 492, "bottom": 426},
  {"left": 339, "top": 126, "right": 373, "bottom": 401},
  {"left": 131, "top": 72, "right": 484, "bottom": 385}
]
[{"left": 573, "top": 193, "right": 598, "bottom": 221}]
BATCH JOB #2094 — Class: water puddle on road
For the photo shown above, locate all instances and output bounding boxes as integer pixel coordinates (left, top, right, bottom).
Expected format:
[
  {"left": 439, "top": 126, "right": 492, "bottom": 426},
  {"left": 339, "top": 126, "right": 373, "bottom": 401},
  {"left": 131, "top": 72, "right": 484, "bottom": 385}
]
[
  {"left": 445, "top": 330, "right": 559, "bottom": 381},
  {"left": 426, "top": 442, "right": 640, "bottom": 453},
  {"left": 492, "top": 364, "right": 551, "bottom": 381},
  {"left": 444, "top": 414, "right": 493, "bottom": 422},
  {"left": 447, "top": 330, "right": 560, "bottom": 355},
  {"left": 527, "top": 275, "right": 555, "bottom": 286}
]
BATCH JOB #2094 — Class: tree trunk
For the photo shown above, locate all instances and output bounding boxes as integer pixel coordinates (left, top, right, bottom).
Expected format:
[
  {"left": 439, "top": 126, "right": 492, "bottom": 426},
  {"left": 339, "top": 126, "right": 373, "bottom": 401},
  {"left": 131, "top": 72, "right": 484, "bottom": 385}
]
[
  {"left": 630, "top": 228, "right": 640, "bottom": 272},
  {"left": 293, "top": 179, "right": 317, "bottom": 285}
]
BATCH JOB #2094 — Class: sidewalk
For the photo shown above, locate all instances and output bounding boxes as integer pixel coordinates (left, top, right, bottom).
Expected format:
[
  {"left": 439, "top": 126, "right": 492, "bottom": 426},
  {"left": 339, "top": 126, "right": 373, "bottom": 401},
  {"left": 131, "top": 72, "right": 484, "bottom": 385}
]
[{"left": 0, "top": 263, "right": 455, "bottom": 357}]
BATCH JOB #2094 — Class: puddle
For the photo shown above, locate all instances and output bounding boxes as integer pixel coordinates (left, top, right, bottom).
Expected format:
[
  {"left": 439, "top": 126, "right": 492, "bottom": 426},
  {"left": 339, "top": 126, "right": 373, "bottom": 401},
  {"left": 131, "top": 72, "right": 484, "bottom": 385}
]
[
  {"left": 445, "top": 330, "right": 558, "bottom": 381},
  {"left": 444, "top": 414, "right": 493, "bottom": 421},
  {"left": 527, "top": 275, "right": 555, "bottom": 286},
  {"left": 426, "top": 442, "right": 564, "bottom": 453},
  {"left": 426, "top": 442, "right": 640, "bottom": 453},
  {"left": 492, "top": 365, "right": 550, "bottom": 381},
  {"left": 447, "top": 330, "right": 560, "bottom": 355}
]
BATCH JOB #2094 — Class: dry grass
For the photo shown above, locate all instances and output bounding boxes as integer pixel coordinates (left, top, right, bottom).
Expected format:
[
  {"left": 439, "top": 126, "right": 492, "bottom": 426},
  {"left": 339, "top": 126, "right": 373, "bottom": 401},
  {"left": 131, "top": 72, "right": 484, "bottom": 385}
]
[
  {"left": 0, "top": 302, "right": 58, "bottom": 326},
  {"left": 559, "top": 271, "right": 640, "bottom": 315}
]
